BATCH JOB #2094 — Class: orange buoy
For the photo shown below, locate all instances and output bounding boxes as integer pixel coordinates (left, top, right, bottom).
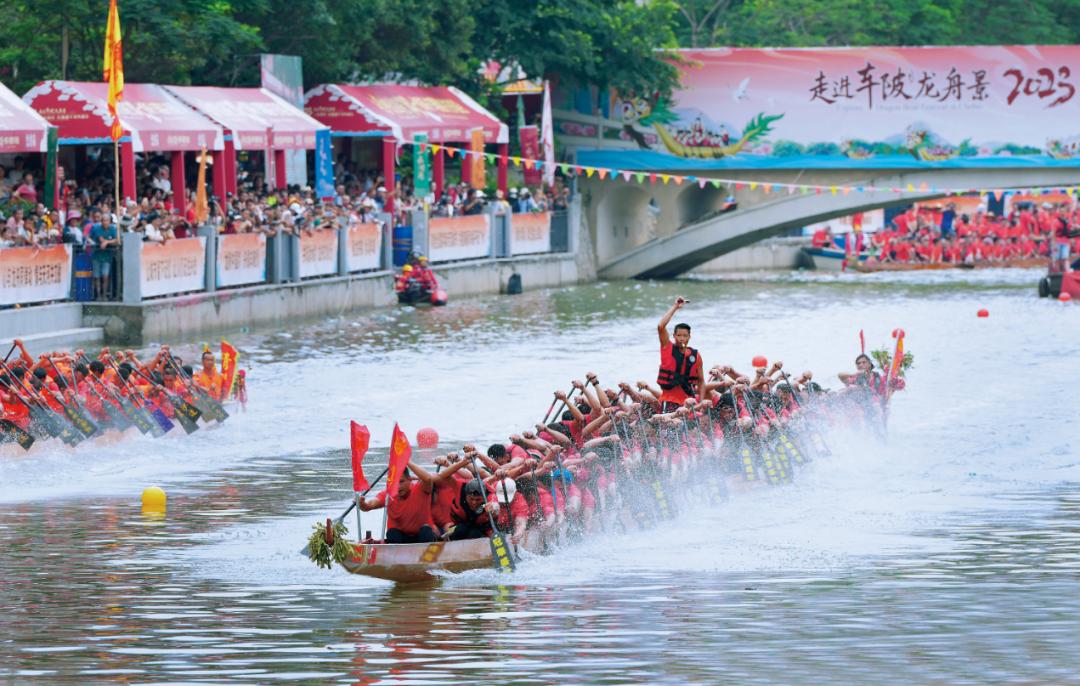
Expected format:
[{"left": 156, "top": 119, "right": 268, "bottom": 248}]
[
  {"left": 977, "top": 309, "right": 989, "bottom": 318},
  {"left": 751, "top": 355, "right": 768, "bottom": 368},
  {"left": 1060, "top": 292, "right": 1072, "bottom": 302},
  {"left": 416, "top": 427, "right": 439, "bottom": 449}
]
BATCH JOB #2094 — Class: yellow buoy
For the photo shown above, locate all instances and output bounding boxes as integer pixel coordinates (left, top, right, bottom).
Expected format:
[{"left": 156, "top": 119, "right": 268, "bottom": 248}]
[{"left": 141, "top": 486, "right": 167, "bottom": 512}]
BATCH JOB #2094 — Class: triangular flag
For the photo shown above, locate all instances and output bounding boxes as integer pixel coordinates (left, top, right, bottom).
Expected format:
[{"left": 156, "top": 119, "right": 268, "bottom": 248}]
[
  {"left": 763, "top": 184, "right": 772, "bottom": 194},
  {"left": 830, "top": 186, "right": 838, "bottom": 196},
  {"left": 842, "top": 187, "right": 851, "bottom": 195},
  {"left": 585, "top": 167, "right": 595, "bottom": 178},
  {"left": 749, "top": 182, "right": 758, "bottom": 191},
  {"left": 660, "top": 174, "right": 670, "bottom": 184},
  {"left": 698, "top": 178, "right": 708, "bottom": 189},
  {"left": 673, "top": 175, "right": 683, "bottom": 185},
  {"left": 597, "top": 168, "right": 609, "bottom": 180},
  {"left": 622, "top": 171, "right": 632, "bottom": 182},
  {"left": 431, "top": 144, "right": 441, "bottom": 154},
  {"left": 711, "top": 180, "right": 723, "bottom": 189},
  {"left": 906, "top": 183, "right": 915, "bottom": 192},
  {"left": 734, "top": 182, "right": 743, "bottom": 190},
  {"left": 648, "top": 173, "right": 657, "bottom": 184},
  {"left": 511, "top": 156, "right": 521, "bottom": 166},
  {"left": 636, "top": 172, "right": 646, "bottom": 184},
  {"left": 524, "top": 159, "right": 534, "bottom": 170},
  {"left": 446, "top": 147, "right": 457, "bottom": 158},
  {"left": 573, "top": 165, "right": 583, "bottom": 175},
  {"left": 787, "top": 185, "right": 796, "bottom": 195}
]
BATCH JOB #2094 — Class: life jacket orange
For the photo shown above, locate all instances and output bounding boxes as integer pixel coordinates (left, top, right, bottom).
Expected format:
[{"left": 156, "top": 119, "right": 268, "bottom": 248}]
[{"left": 657, "top": 343, "right": 701, "bottom": 397}]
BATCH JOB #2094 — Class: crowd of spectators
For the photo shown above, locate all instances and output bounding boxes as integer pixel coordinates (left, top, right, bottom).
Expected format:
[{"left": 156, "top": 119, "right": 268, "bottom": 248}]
[
  {"left": 813, "top": 201, "right": 1080, "bottom": 270},
  {"left": 0, "top": 151, "right": 572, "bottom": 301}
]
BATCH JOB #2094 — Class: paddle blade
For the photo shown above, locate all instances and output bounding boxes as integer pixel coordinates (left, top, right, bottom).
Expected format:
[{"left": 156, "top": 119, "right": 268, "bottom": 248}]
[
  {"left": 150, "top": 408, "right": 175, "bottom": 434},
  {"left": 64, "top": 403, "right": 99, "bottom": 437},
  {"left": 0, "top": 419, "right": 35, "bottom": 451},
  {"left": 489, "top": 533, "right": 515, "bottom": 572}
]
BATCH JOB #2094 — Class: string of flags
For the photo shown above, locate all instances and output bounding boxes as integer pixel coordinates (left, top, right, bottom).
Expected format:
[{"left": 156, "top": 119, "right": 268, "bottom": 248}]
[{"left": 408, "top": 140, "right": 1080, "bottom": 200}]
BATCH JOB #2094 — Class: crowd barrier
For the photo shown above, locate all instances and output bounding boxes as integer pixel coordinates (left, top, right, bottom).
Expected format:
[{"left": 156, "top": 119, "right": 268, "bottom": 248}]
[
  {"left": 410, "top": 207, "right": 574, "bottom": 264},
  {"left": 0, "top": 202, "right": 578, "bottom": 307}
]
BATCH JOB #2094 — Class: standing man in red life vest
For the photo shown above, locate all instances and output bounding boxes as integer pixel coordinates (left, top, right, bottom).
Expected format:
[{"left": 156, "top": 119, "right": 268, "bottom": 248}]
[{"left": 656, "top": 297, "right": 704, "bottom": 413}]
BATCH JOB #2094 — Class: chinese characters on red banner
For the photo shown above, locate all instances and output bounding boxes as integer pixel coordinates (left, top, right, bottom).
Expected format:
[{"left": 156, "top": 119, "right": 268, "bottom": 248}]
[{"left": 810, "top": 63, "right": 1074, "bottom": 109}]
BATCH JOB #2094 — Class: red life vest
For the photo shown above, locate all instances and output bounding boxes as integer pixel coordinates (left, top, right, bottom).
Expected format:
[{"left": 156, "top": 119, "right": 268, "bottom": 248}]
[{"left": 657, "top": 344, "right": 700, "bottom": 397}]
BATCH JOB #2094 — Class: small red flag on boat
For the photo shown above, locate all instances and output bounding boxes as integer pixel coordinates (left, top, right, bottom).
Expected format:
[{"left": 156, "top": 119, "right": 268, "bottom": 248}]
[
  {"left": 350, "top": 421, "right": 370, "bottom": 492},
  {"left": 385, "top": 423, "right": 412, "bottom": 494}
]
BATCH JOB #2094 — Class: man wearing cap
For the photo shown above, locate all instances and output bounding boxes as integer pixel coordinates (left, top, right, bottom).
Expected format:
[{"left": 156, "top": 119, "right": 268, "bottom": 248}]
[{"left": 489, "top": 477, "right": 529, "bottom": 545}]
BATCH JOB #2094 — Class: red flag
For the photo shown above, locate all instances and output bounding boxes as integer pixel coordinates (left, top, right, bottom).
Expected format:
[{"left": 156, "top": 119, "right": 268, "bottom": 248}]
[
  {"left": 385, "top": 423, "right": 412, "bottom": 494},
  {"left": 350, "top": 421, "right": 371, "bottom": 492},
  {"left": 219, "top": 340, "right": 239, "bottom": 401}
]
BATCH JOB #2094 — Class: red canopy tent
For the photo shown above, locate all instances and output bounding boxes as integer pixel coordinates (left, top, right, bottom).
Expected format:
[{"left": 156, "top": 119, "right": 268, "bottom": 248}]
[
  {"left": 23, "top": 81, "right": 224, "bottom": 212},
  {"left": 304, "top": 84, "right": 510, "bottom": 208},
  {"left": 166, "top": 86, "right": 327, "bottom": 198},
  {"left": 0, "top": 82, "right": 50, "bottom": 154}
]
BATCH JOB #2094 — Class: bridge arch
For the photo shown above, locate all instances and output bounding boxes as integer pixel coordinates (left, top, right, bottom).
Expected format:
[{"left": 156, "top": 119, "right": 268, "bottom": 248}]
[
  {"left": 596, "top": 167, "right": 1080, "bottom": 279},
  {"left": 676, "top": 182, "right": 728, "bottom": 227}
]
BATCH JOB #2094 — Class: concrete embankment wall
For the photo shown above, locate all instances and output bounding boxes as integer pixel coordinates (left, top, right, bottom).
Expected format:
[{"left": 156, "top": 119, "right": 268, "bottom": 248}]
[
  {"left": 73, "top": 252, "right": 583, "bottom": 345},
  {"left": 690, "top": 237, "right": 810, "bottom": 274}
]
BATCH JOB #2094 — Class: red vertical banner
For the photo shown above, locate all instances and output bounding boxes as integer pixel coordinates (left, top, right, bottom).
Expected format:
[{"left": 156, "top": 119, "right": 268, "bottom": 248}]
[
  {"left": 350, "top": 421, "right": 371, "bottom": 492},
  {"left": 519, "top": 126, "right": 541, "bottom": 186},
  {"left": 469, "top": 128, "right": 486, "bottom": 190},
  {"left": 386, "top": 423, "right": 412, "bottom": 492},
  {"left": 220, "top": 340, "right": 239, "bottom": 401}
]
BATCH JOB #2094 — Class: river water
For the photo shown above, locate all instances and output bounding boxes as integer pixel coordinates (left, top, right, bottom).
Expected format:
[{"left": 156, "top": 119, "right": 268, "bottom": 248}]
[{"left": 2, "top": 268, "right": 1078, "bottom": 684}]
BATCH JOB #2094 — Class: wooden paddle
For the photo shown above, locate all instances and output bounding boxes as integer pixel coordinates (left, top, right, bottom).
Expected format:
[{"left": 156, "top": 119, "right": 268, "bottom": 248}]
[
  {"left": 165, "top": 353, "right": 229, "bottom": 422},
  {"left": 0, "top": 360, "right": 83, "bottom": 446},
  {"left": 0, "top": 418, "right": 35, "bottom": 451},
  {"left": 43, "top": 358, "right": 100, "bottom": 438},
  {"left": 542, "top": 386, "right": 577, "bottom": 426},
  {"left": 469, "top": 454, "right": 515, "bottom": 573},
  {"left": 129, "top": 367, "right": 201, "bottom": 434},
  {"left": 102, "top": 357, "right": 170, "bottom": 437}
]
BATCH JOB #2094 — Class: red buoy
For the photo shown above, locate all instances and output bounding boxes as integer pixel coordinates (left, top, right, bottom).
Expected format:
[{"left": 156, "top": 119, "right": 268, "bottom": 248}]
[
  {"left": 1060, "top": 292, "right": 1072, "bottom": 302},
  {"left": 751, "top": 355, "right": 768, "bottom": 368},
  {"left": 977, "top": 309, "right": 989, "bottom": 318},
  {"left": 416, "top": 427, "right": 439, "bottom": 449}
]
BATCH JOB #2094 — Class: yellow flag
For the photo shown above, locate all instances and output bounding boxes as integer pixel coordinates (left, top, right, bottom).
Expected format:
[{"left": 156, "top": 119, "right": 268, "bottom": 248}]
[
  {"left": 194, "top": 149, "right": 209, "bottom": 223},
  {"left": 103, "top": 0, "right": 124, "bottom": 141}
]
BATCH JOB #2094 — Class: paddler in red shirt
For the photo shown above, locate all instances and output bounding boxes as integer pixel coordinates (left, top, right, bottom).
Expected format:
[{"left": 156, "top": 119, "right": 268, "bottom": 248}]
[
  {"left": 656, "top": 297, "right": 704, "bottom": 412},
  {"left": 358, "top": 462, "right": 439, "bottom": 543}
]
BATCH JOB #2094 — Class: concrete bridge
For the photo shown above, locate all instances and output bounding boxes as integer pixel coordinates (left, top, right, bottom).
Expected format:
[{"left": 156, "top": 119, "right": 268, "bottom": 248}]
[{"left": 577, "top": 167, "right": 1080, "bottom": 280}]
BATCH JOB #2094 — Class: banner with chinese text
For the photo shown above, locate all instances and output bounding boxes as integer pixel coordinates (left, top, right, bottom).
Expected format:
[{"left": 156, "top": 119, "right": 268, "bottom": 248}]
[
  {"left": 519, "top": 126, "right": 541, "bottom": 186},
  {"left": 298, "top": 228, "right": 339, "bottom": 277},
  {"left": 0, "top": 244, "right": 72, "bottom": 305},
  {"left": 344, "top": 222, "right": 381, "bottom": 271},
  {"left": 511, "top": 212, "right": 551, "bottom": 255},
  {"left": 140, "top": 238, "right": 206, "bottom": 298},
  {"left": 216, "top": 233, "right": 266, "bottom": 288},
  {"left": 429, "top": 215, "right": 490, "bottom": 262},
  {"left": 613, "top": 46, "right": 1080, "bottom": 169}
]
